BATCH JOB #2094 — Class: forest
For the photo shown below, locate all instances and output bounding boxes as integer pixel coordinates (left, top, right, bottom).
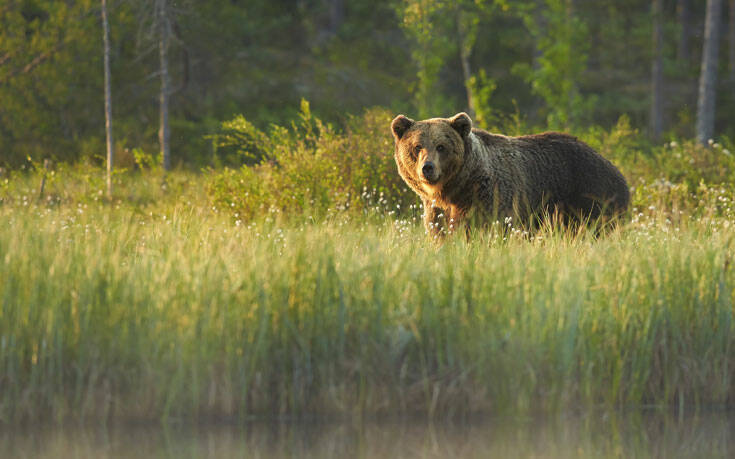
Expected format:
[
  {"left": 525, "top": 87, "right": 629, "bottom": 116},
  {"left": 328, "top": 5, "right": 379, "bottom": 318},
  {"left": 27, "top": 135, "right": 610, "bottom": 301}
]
[{"left": 1, "top": 0, "right": 734, "bottom": 169}]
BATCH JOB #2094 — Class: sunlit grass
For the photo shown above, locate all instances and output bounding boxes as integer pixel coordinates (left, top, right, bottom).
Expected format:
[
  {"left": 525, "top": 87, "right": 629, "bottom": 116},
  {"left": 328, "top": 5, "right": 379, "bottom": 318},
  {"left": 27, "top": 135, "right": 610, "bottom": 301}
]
[{"left": 1, "top": 177, "right": 734, "bottom": 422}]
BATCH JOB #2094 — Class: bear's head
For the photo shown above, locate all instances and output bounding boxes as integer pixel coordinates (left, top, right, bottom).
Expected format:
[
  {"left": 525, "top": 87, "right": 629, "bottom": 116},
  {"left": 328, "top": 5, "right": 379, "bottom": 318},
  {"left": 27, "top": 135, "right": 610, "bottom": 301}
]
[{"left": 391, "top": 112, "right": 472, "bottom": 197}]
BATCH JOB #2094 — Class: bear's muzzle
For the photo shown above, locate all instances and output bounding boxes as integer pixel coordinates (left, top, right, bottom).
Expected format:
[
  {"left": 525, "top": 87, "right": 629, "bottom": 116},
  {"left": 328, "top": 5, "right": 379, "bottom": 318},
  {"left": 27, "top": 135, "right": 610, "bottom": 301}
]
[{"left": 422, "top": 161, "right": 439, "bottom": 183}]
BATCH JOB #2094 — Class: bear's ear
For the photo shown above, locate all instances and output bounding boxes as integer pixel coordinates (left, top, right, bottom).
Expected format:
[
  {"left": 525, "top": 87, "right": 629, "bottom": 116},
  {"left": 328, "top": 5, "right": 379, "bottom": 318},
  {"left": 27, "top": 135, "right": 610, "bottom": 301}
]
[
  {"left": 449, "top": 112, "right": 472, "bottom": 139},
  {"left": 391, "top": 115, "right": 415, "bottom": 141}
]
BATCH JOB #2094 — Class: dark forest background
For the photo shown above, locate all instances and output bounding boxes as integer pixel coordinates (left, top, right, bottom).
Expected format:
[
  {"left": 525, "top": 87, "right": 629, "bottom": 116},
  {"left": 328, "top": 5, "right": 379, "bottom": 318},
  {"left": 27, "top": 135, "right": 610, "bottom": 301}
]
[{"left": 1, "top": 0, "right": 734, "bottom": 169}]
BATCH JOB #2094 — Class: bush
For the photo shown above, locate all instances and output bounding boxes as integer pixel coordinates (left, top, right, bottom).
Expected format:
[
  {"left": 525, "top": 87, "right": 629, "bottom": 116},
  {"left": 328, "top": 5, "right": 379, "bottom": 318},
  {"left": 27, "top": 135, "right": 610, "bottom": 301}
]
[
  {"left": 207, "top": 101, "right": 418, "bottom": 221},
  {"left": 207, "top": 101, "right": 735, "bottom": 223},
  {"left": 580, "top": 117, "right": 735, "bottom": 216}
]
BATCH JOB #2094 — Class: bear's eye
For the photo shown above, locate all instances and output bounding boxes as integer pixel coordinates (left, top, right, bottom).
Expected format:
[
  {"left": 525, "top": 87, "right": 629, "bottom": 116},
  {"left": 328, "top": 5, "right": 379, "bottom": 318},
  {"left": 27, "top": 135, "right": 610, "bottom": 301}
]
[
  {"left": 413, "top": 145, "right": 422, "bottom": 156},
  {"left": 436, "top": 145, "right": 446, "bottom": 153}
]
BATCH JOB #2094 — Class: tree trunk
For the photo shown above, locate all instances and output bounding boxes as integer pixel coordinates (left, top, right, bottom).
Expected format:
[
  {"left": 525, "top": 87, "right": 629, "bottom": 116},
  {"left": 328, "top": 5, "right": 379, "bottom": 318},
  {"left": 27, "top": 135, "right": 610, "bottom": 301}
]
[
  {"left": 651, "top": 0, "right": 664, "bottom": 141},
  {"left": 157, "top": 0, "right": 171, "bottom": 171},
  {"left": 459, "top": 50, "right": 475, "bottom": 119},
  {"left": 102, "top": 0, "right": 113, "bottom": 198},
  {"left": 729, "top": 0, "right": 735, "bottom": 82},
  {"left": 696, "top": 0, "right": 723, "bottom": 145},
  {"left": 456, "top": 11, "right": 475, "bottom": 119},
  {"left": 677, "top": 0, "right": 691, "bottom": 62},
  {"left": 565, "top": 0, "right": 579, "bottom": 128},
  {"left": 328, "top": 0, "right": 344, "bottom": 35}
]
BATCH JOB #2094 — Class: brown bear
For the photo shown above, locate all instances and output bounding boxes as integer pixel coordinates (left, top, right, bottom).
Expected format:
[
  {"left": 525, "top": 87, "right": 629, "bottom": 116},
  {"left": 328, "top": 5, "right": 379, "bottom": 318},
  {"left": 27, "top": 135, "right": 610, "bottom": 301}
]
[{"left": 390, "top": 112, "right": 630, "bottom": 238}]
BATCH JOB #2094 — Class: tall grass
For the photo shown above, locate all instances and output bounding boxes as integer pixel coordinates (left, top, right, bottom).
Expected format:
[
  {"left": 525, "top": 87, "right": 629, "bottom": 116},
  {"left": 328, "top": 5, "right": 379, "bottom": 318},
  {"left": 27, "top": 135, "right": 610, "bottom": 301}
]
[{"left": 1, "top": 193, "right": 734, "bottom": 423}]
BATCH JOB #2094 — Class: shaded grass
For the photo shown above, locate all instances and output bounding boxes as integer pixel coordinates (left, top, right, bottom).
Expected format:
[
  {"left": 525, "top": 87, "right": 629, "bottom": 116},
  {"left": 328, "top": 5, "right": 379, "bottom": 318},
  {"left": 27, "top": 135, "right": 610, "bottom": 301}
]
[{"left": 1, "top": 196, "right": 734, "bottom": 423}]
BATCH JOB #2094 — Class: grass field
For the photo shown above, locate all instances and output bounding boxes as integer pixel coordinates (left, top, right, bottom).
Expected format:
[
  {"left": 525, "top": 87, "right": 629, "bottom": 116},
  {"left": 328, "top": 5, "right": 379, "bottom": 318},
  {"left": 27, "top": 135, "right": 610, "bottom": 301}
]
[{"left": 1, "top": 168, "right": 734, "bottom": 423}]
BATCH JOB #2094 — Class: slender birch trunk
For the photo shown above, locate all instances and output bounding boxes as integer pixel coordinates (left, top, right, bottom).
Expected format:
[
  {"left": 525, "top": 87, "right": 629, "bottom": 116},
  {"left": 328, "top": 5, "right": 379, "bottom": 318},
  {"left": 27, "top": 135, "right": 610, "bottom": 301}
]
[
  {"left": 456, "top": 9, "right": 475, "bottom": 120},
  {"left": 157, "top": 0, "right": 171, "bottom": 171},
  {"left": 102, "top": 0, "right": 114, "bottom": 198},
  {"left": 696, "top": 0, "right": 723, "bottom": 145},
  {"left": 729, "top": 0, "right": 735, "bottom": 82}
]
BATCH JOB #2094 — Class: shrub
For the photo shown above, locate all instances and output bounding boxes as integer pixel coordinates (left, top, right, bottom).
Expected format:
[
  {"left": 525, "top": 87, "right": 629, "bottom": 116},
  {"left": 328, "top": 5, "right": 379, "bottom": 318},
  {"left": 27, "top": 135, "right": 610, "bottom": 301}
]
[
  {"left": 207, "top": 101, "right": 417, "bottom": 221},
  {"left": 208, "top": 101, "right": 735, "bottom": 223}
]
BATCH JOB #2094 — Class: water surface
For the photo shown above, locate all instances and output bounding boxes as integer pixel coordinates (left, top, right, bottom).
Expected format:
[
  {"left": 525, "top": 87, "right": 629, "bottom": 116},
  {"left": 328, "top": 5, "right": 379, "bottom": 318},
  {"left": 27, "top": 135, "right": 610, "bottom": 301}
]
[{"left": 3, "top": 411, "right": 733, "bottom": 458}]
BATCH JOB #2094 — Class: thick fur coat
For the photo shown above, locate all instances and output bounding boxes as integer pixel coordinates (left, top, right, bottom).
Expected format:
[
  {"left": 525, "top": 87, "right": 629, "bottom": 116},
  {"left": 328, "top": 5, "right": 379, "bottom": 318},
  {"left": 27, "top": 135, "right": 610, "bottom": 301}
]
[{"left": 390, "top": 112, "right": 630, "bottom": 237}]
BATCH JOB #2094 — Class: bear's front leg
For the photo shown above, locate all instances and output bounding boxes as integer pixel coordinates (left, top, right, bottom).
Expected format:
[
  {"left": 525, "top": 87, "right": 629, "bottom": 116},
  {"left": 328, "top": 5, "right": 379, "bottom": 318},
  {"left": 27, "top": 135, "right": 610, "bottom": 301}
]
[
  {"left": 447, "top": 205, "right": 469, "bottom": 239},
  {"left": 422, "top": 198, "right": 445, "bottom": 240}
]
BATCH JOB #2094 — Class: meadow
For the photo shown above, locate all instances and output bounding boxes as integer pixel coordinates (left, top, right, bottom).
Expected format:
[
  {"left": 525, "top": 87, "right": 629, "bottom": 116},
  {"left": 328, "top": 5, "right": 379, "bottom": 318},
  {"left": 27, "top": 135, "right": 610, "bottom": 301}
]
[{"left": 1, "top": 111, "right": 735, "bottom": 424}]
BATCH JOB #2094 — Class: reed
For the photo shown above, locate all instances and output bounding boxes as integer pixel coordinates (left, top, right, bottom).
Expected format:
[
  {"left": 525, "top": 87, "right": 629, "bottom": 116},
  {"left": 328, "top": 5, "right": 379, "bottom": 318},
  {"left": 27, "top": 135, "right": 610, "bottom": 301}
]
[{"left": 1, "top": 191, "right": 733, "bottom": 423}]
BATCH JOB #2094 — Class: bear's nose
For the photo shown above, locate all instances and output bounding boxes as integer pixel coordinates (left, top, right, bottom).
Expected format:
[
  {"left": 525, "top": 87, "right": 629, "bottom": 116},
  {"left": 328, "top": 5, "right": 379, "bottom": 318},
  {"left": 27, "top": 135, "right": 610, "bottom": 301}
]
[{"left": 422, "top": 162, "right": 435, "bottom": 178}]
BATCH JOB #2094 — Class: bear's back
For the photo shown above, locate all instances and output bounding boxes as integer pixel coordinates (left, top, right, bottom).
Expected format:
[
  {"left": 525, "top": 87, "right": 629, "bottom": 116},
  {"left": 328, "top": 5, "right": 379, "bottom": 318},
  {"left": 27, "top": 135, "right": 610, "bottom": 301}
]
[
  {"left": 471, "top": 128, "right": 629, "bottom": 216},
  {"left": 519, "top": 132, "right": 630, "bottom": 215}
]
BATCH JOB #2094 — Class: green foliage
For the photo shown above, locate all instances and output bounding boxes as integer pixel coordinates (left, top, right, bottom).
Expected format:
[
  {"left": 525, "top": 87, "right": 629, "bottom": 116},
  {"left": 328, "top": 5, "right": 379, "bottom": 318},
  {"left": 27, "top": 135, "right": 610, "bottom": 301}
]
[
  {"left": 0, "top": 163, "right": 204, "bottom": 209},
  {"left": 397, "top": 0, "right": 499, "bottom": 118},
  {"left": 398, "top": 0, "right": 455, "bottom": 118},
  {"left": 513, "top": 0, "right": 595, "bottom": 129},
  {"left": 468, "top": 68, "right": 497, "bottom": 128},
  {"left": 0, "top": 1, "right": 102, "bottom": 166},
  {"left": 649, "top": 139, "right": 735, "bottom": 189},
  {"left": 213, "top": 115, "right": 270, "bottom": 165},
  {"left": 207, "top": 102, "right": 415, "bottom": 220},
  {"left": 584, "top": 116, "right": 735, "bottom": 188},
  {"left": 582, "top": 115, "right": 643, "bottom": 167},
  {"left": 1, "top": 0, "right": 733, "bottom": 168},
  {"left": 578, "top": 0, "right": 653, "bottom": 129},
  {"left": 132, "top": 148, "right": 162, "bottom": 171}
]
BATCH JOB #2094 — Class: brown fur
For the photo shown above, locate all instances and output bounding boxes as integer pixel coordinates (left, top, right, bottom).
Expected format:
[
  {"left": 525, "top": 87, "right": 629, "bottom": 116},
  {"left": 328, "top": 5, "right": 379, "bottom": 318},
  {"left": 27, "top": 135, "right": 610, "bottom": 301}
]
[{"left": 390, "top": 113, "right": 630, "bottom": 238}]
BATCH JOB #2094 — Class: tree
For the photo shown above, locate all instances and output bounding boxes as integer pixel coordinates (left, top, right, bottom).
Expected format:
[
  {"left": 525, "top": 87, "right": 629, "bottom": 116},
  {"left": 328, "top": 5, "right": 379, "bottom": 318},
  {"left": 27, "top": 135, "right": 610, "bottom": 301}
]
[
  {"left": 398, "top": 0, "right": 453, "bottom": 118},
  {"left": 729, "top": 0, "right": 735, "bottom": 83},
  {"left": 399, "top": 0, "right": 496, "bottom": 119},
  {"left": 696, "top": 0, "right": 723, "bottom": 145},
  {"left": 4, "top": 0, "right": 735, "bottom": 168},
  {"left": 0, "top": 2, "right": 103, "bottom": 167},
  {"left": 156, "top": 0, "right": 171, "bottom": 171},
  {"left": 137, "top": 0, "right": 175, "bottom": 170},
  {"left": 102, "top": 0, "right": 114, "bottom": 198},
  {"left": 650, "top": 0, "right": 664, "bottom": 141},
  {"left": 454, "top": 2, "right": 480, "bottom": 119},
  {"left": 677, "top": 0, "right": 691, "bottom": 62},
  {"left": 327, "top": 0, "right": 344, "bottom": 36},
  {"left": 515, "top": 0, "right": 592, "bottom": 129}
]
